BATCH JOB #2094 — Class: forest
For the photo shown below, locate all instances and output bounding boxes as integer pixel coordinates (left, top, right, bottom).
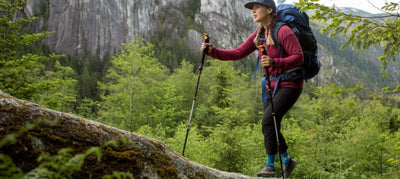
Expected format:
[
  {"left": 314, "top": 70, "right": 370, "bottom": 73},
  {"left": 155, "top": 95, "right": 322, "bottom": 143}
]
[{"left": 1, "top": 0, "right": 400, "bottom": 178}]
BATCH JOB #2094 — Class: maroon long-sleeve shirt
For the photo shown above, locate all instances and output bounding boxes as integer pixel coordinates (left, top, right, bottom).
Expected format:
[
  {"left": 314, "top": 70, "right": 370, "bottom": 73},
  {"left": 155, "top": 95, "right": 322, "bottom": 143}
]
[{"left": 208, "top": 25, "right": 304, "bottom": 89}]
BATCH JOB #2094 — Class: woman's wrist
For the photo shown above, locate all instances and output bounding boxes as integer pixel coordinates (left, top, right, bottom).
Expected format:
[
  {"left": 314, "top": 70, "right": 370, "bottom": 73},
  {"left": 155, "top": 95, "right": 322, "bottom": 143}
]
[{"left": 208, "top": 45, "right": 213, "bottom": 53}]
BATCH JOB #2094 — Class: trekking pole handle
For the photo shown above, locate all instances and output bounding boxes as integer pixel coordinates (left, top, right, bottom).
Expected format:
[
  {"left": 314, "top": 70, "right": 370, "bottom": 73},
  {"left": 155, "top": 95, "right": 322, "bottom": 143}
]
[
  {"left": 258, "top": 45, "right": 267, "bottom": 56},
  {"left": 257, "top": 45, "right": 270, "bottom": 67},
  {"left": 258, "top": 45, "right": 270, "bottom": 71},
  {"left": 202, "top": 33, "right": 210, "bottom": 43},
  {"left": 202, "top": 33, "right": 210, "bottom": 54},
  {"left": 199, "top": 33, "right": 210, "bottom": 71},
  {"left": 258, "top": 45, "right": 272, "bottom": 87}
]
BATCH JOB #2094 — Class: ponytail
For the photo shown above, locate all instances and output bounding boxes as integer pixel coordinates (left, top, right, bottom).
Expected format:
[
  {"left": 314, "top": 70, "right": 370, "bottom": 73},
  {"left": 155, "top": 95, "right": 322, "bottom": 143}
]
[
  {"left": 253, "top": 25, "right": 265, "bottom": 47},
  {"left": 253, "top": 13, "right": 278, "bottom": 47}
]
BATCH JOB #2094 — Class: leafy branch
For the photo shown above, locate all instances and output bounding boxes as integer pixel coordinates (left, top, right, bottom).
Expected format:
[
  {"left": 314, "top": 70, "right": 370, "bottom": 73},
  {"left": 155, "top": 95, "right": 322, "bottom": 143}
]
[
  {"left": 299, "top": 1, "right": 400, "bottom": 68},
  {"left": 298, "top": 0, "right": 400, "bottom": 92}
]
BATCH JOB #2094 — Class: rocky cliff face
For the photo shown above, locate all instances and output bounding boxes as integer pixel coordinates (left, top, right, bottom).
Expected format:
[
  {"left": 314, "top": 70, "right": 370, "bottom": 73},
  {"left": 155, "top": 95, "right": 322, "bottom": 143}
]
[
  {"left": 195, "top": 0, "right": 256, "bottom": 48},
  {"left": 24, "top": 0, "right": 190, "bottom": 58},
  {"left": 24, "top": 0, "right": 257, "bottom": 59}
]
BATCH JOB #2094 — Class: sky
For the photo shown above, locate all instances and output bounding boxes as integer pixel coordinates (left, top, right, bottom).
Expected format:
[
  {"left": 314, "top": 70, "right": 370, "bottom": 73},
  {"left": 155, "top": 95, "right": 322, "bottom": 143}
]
[{"left": 284, "top": 0, "right": 398, "bottom": 13}]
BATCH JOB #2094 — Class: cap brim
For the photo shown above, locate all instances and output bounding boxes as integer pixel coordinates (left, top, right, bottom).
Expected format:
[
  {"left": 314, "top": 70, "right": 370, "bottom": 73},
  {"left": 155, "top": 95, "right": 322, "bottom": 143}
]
[{"left": 244, "top": 2, "right": 256, "bottom": 10}]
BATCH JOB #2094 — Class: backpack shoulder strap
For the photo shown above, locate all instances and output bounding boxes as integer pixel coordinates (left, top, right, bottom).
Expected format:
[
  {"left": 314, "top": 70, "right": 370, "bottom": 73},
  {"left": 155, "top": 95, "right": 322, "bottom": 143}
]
[
  {"left": 272, "top": 22, "right": 286, "bottom": 53},
  {"left": 253, "top": 37, "right": 267, "bottom": 80}
]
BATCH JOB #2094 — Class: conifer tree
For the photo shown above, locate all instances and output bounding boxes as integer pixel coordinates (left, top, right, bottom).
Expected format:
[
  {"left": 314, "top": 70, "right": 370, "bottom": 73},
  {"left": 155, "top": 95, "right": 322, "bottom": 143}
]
[{"left": 0, "top": 0, "right": 76, "bottom": 111}]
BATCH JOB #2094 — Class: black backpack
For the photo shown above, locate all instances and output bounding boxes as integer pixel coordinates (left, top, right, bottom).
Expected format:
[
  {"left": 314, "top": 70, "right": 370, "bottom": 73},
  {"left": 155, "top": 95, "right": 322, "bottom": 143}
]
[{"left": 272, "top": 4, "right": 320, "bottom": 81}]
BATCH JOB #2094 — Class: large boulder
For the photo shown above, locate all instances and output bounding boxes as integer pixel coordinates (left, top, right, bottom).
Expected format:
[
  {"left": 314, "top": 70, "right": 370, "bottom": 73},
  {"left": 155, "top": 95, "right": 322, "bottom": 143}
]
[{"left": 0, "top": 90, "right": 259, "bottom": 178}]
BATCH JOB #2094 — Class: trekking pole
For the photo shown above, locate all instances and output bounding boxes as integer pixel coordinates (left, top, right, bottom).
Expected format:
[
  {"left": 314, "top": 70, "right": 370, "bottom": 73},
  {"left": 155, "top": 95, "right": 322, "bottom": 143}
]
[
  {"left": 182, "top": 33, "right": 210, "bottom": 157},
  {"left": 258, "top": 46, "right": 285, "bottom": 179}
]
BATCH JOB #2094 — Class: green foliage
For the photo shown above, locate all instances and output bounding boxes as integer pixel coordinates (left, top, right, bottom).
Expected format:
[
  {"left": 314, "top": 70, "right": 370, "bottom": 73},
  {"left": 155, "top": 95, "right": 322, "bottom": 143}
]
[
  {"left": 0, "top": 0, "right": 76, "bottom": 108},
  {"left": 0, "top": 122, "right": 35, "bottom": 178},
  {"left": 134, "top": 58, "right": 263, "bottom": 174},
  {"left": 191, "top": 60, "right": 261, "bottom": 129},
  {"left": 98, "top": 37, "right": 170, "bottom": 131},
  {"left": 102, "top": 171, "right": 134, "bottom": 179},
  {"left": 136, "top": 79, "right": 400, "bottom": 178},
  {"left": 24, "top": 147, "right": 100, "bottom": 179},
  {"left": 200, "top": 114, "right": 264, "bottom": 175},
  {"left": 312, "top": 22, "right": 395, "bottom": 89},
  {"left": 298, "top": 0, "right": 400, "bottom": 92},
  {"left": 0, "top": 154, "right": 23, "bottom": 179},
  {"left": 30, "top": 60, "right": 78, "bottom": 113},
  {"left": 0, "top": 52, "right": 68, "bottom": 100},
  {"left": 21, "top": 139, "right": 135, "bottom": 179},
  {"left": 151, "top": 32, "right": 201, "bottom": 70},
  {"left": 182, "top": 0, "right": 201, "bottom": 30},
  {"left": 150, "top": 0, "right": 202, "bottom": 71},
  {"left": 75, "top": 98, "right": 97, "bottom": 119},
  {"left": 282, "top": 85, "right": 400, "bottom": 178},
  {"left": 0, "top": 0, "right": 49, "bottom": 61}
]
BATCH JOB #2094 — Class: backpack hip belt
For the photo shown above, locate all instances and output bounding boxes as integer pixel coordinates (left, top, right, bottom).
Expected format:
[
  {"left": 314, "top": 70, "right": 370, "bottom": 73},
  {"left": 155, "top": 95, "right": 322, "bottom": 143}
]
[
  {"left": 263, "top": 67, "right": 303, "bottom": 100},
  {"left": 268, "top": 67, "right": 304, "bottom": 82}
]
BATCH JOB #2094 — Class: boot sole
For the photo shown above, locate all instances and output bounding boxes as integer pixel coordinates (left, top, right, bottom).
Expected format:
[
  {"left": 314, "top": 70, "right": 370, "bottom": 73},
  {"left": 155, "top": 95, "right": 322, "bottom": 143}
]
[
  {"left": 257, "top": 173, "right": 275, "bottom": 177},
  {"left": 257, "top": 174, "right": 276, "bottom": 178}
]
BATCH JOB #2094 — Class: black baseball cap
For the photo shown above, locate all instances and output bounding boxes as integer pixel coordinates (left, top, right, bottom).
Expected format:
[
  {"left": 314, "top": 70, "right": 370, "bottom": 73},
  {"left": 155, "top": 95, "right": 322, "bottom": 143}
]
[{"left": 244, "top": 0, "right": 276, "bottom": 12}]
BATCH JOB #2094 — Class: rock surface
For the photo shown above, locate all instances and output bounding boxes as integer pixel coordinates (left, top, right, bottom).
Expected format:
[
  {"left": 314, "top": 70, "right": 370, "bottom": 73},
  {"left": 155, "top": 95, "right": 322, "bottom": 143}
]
[
  {"left": 0, "top": 90, "right": 262, "bottom": 178},
  {"left": 23, "top": 0, "right": 255, "bottom": 58}
]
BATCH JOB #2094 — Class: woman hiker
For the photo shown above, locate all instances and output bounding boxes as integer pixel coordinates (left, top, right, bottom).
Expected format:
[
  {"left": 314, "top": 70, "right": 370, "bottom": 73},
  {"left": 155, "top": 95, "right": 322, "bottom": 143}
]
[{"left": 200, "top": 0, "right": 303, "bottom": 178}]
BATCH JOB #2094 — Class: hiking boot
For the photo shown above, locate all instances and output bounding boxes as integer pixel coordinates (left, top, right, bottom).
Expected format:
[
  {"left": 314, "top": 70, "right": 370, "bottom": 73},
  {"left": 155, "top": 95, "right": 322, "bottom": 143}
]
[
  {"left": 283, "top": 158, "right": 297, "bottom": 178},
  {"left": 257, "top": 165, "right": 275, "bottom": 177}
]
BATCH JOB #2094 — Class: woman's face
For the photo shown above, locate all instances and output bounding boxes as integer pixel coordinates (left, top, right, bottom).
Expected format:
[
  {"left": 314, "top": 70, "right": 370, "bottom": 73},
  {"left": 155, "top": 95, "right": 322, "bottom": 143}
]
[{"left": 252, "top": 4, "right": 273, "bottom": 23}]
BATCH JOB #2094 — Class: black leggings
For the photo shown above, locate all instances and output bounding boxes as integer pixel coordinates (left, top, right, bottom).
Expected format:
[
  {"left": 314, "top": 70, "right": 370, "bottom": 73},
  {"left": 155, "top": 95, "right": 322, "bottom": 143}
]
[{"left": 262, "top": 87, "right": 302, "bottom": 155}]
